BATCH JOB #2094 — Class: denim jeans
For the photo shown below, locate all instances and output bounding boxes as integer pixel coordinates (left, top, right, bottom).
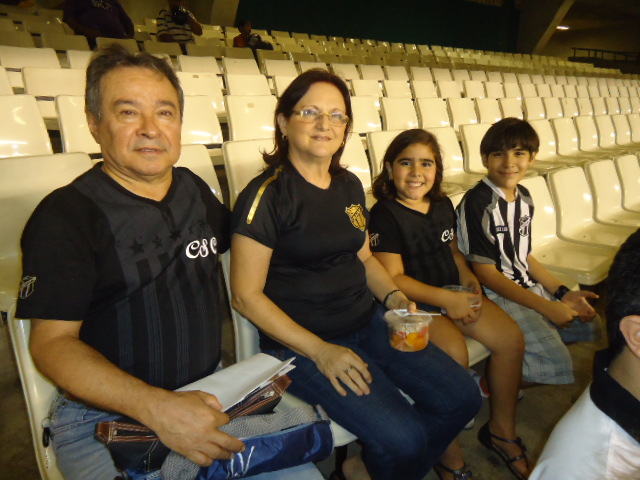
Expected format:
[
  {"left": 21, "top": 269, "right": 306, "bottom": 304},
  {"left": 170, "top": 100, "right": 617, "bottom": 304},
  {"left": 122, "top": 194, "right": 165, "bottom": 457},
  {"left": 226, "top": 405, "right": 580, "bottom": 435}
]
[
  {"left": 265, "top": 305, "right": 482, "bottom": 480},
  {"left": 48, "top": 395, "right": 325, "bottom": 480}
]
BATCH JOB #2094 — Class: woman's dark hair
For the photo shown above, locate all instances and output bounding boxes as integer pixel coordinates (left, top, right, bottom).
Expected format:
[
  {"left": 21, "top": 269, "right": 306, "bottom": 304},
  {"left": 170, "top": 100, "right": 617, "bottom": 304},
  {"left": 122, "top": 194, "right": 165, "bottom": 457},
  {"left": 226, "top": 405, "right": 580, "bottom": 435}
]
[
  {"left": 371, "top": 129, "right": 445, "bottom": 202},
  {"left": 263, "top": 69, "right": 352, "bottom": 175},
  {"left": 479, "top": 117, "right": 539, "bottom": 158}
]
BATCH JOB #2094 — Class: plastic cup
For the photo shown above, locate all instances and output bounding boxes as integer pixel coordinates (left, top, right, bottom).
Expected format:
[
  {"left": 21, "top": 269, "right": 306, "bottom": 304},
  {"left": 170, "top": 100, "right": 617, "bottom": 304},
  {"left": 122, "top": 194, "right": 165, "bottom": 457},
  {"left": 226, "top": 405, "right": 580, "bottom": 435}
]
[
  {"left": 384, "top": 310, "right": 434, "bottom": 352},
  {"left": 441, "top": 285, "right": 482, "bottom": 316}
]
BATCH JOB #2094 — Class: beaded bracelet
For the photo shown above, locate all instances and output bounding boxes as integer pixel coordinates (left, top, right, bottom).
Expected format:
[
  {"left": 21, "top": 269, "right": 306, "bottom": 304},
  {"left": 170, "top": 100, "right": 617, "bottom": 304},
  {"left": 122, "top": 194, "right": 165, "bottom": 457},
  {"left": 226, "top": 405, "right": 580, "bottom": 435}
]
[{"left": 383, "top": 289, "right": 401, "bottom": 308}]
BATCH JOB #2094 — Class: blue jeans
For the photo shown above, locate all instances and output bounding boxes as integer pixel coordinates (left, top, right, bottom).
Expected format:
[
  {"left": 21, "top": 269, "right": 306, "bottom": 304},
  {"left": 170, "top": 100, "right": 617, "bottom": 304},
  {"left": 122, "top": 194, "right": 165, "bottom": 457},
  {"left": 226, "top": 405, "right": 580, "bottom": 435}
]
[
  {"left": 48, "top": 395, "right": 324, "bottom": 480},
  {"left": 265, "top": 305, "right": 482, "bottom": 480}
]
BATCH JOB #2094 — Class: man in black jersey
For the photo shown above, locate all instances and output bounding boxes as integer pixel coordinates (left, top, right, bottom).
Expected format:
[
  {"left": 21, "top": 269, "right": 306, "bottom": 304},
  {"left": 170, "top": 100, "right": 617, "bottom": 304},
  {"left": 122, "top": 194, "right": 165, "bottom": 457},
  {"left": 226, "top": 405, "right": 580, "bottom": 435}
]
[{"left": 16, "top": 45, "right": 244, "bottom": 479}]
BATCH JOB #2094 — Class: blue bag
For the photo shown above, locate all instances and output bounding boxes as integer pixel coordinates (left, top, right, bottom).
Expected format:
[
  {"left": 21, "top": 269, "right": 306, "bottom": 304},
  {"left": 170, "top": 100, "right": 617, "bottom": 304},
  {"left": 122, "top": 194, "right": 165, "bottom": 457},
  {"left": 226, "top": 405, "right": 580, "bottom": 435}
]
[{"left": 161, "top": 405, "right": 333, "bottom": 480}]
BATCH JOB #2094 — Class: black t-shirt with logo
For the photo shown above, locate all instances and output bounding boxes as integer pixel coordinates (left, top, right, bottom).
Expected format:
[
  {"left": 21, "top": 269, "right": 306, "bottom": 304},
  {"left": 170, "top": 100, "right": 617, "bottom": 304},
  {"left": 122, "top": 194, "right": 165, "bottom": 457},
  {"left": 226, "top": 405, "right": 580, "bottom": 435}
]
[
  {"left": 369, "top": 197, "right": 460, "bottom": 288},
  {"left": 17, "top": 164, "right": 230, "bottom": 391},
  {"left": 232, "top": 165, "right": 375, "bottom": 350}
]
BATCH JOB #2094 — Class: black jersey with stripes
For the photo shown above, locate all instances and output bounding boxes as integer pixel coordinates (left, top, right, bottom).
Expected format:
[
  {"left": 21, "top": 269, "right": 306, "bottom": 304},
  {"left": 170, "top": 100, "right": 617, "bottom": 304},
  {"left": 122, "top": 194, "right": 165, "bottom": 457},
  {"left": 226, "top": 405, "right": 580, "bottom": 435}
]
[
  {"left": 456, "top": 177, "right": 535, "bottom": 288},
  {"left": 232, "top": 164, "right": 376, "bottom": 350},
  {"left": 17, "top": 163, "right": 230, "bottom": 390}
]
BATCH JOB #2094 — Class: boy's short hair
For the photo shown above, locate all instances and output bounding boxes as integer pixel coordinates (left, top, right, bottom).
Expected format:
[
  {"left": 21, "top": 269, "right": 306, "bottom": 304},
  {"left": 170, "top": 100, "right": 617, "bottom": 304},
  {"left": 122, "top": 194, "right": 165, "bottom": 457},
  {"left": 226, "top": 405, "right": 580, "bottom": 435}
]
[
  {"left": 606, "top": 229, "right": 640, "bottom": 356},
  {"left": 480, "top": 117, "right": 540, "bottom": 157}
]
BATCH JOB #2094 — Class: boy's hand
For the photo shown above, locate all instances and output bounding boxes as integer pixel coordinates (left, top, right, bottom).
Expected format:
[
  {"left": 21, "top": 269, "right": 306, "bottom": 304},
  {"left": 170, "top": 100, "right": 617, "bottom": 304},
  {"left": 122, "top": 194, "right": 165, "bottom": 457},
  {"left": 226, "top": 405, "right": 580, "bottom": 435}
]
[
  {"left": 541, "top": 300, "right": 578, "bottom": 328},
  {"left": 561, "top": 290, "right": 598, "bottom": 322}
]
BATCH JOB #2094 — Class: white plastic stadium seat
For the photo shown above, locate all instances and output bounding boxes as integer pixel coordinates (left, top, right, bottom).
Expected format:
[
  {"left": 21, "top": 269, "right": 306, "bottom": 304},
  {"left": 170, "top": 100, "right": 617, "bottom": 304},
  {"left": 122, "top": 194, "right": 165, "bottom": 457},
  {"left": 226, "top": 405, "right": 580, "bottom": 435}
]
[
  {"left": 176, "top": 72, "right": 226, "bottom": 119},
  {"left": 350, "top": 96, "right": 382, "bottom": 135},
  {"left": 614, "top": 154, "right": 640, "bottom": 213},
  {"left": 366, "top": 129, "right": 405, "bottom": 178},
  {"left": 475, "top": 98, "right": 503, "bottom": 124},
  {"left": 382, "top": 79, "right": 412, "bottom": 98},
  {"left": 416, "top": 97, "right": 451, "bottom": 129},
  {"left": 177, "top": 144, "right": 224, "bottom": 202},
  {"left": 411, "top": 80, "right": 438, "bottom": 99},
  {"left": 431, "top": 126, "right": 484, "bottom": 191},
  {"left": 547, "top": 167, "right": 636, "bottom": 249},
  {"left": 447, "top": 97, "right": 478, "bottom": 133},
  {"left": 222, "top": 138, "right": 274, "bottom": 207},
  {"left": 225, "top": 73, "right": 272, "bottom": 96},
  {"left": 56, "top": 95, "right": 100, "bottom": 156},
  {"left": 22, "top": 67, "right": 86, "bottom": 128},
  {"left": 222, "top": 57, "right": 261, "bottom": 75},
  {"left": 520, "top": 176, "right": 614, "bottom": 285},
  {"left": 182, "top": 95, "right": 224, "bottom": 152},
  {"left": 380, "top": 97, "right": 419, "bottom": 131},
  {"left": 66, "top": 49, "right": 92, "bottom": 70},
  {"left": 8, "top": 305, "right": 65, "bottom": 480},
  {"left": 0, "top": 152, "right": 93, "bottom": 312},
  {"left": 177, "top": 55, "right": 222, "bottom": 75},
  {"left": 584, "top": 160, "right": 640, "bottom": 227},
  {"left": 0, "top": 94, "right": 52, "bottom": 158},
  {"left": 225, "top": 95, "right": 277, "bottom": 141},
  {"left": 0, "top": 45, "right": 60, "bottom": 89}
]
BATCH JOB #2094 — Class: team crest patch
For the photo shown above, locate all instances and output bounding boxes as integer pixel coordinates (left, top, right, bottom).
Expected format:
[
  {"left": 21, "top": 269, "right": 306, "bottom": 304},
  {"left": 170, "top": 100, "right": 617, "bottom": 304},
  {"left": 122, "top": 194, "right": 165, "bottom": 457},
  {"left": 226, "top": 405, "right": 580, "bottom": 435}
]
[
  {"left": 519, "top": 215, "right": 531, "bottom": 237},
  {"left": 345, "top": 204, "right": 366, "bottom": 231},
  {"left": 19, "top": 276, "right": 36, "bottom": 299},
  {"left": 369, "top": 232, "right": 379, "bottom": 247}
]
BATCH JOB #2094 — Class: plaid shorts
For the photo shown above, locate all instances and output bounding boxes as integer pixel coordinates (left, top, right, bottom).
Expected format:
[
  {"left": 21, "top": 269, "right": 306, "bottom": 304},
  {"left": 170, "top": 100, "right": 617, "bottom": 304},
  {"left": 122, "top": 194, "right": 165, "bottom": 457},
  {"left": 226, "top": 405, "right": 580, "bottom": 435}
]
[{"left": 486, "top": 284, "right": 600, "bottom": 385}]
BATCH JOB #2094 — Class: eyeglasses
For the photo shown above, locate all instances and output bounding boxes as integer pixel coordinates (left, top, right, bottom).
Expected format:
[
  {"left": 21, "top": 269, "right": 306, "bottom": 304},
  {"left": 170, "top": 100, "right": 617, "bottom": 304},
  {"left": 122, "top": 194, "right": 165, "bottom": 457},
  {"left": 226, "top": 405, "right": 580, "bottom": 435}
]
[{"left": 291, "top": 108, "right": 349, "bottom": 126}]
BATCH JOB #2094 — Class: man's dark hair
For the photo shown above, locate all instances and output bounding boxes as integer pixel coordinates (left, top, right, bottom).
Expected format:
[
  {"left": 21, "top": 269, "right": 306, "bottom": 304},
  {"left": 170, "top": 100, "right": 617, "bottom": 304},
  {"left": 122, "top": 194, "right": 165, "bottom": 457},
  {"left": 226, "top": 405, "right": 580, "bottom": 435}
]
[
  {"left": 264, "top": 69, "right": 352, "bottom": 176},
  {"left": 85, "top": 43, "right": 184, "bottom": 120},
  {"left": 480, "top": 117, "right": 539, "bottom": 158},
  {"left": 606, "top": 228, "right": 640, "bottom": 356}
]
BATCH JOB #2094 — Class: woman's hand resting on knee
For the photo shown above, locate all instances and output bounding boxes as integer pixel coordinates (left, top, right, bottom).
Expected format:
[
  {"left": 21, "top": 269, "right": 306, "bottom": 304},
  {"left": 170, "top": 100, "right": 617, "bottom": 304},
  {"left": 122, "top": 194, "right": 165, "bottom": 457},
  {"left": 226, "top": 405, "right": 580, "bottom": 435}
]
[{"left": 310, "top": 342, "right": 372, "bottom": 397}]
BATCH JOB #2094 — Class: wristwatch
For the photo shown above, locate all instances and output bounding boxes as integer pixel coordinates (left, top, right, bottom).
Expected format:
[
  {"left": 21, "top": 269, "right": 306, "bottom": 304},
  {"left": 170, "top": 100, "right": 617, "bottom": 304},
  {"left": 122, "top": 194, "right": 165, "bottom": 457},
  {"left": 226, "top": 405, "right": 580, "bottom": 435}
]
[{"left": 553, "top": 285, "right": 570, "bottom": 300}]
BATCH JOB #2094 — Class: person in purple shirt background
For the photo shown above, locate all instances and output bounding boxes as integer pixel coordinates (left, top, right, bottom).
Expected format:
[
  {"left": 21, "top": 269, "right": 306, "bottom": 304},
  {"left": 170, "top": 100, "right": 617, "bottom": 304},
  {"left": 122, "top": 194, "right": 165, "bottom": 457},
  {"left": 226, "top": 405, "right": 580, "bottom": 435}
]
[{"left": 63, "top": 0, "right": 133, "bottom": 48}]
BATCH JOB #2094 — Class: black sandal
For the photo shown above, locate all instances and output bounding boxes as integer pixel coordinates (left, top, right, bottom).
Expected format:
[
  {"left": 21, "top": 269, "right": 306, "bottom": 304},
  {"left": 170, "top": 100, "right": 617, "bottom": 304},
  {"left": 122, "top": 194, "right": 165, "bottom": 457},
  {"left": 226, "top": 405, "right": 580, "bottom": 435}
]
[
  {"left": 477, "top": 422, "right": 529, "bottom": 480},
  {"left": 434, "top": 462, "right": 476, "bottom": 480}
]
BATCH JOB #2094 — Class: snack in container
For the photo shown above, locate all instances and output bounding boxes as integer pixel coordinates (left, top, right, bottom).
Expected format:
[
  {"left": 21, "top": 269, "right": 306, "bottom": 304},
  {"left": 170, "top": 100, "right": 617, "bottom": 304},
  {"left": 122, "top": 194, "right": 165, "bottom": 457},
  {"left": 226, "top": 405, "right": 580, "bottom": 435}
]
[{"left": 384, "top": 309, "right": 434, "bottom": 352}]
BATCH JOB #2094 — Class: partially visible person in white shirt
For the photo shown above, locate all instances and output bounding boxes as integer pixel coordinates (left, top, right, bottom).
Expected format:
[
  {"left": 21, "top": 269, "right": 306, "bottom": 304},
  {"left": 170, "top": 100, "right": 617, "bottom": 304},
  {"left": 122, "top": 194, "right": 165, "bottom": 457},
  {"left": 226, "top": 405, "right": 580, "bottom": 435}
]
[{"left": 530, "top": 228, "right": 640, "bottom": 480}]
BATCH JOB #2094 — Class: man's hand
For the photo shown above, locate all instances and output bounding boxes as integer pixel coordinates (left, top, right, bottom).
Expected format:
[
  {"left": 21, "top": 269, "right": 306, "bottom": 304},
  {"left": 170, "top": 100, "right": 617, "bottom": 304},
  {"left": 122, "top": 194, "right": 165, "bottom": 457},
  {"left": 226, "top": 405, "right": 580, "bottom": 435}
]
[{"left": 146, "top": 390, "right": 245, "bottom": 467}]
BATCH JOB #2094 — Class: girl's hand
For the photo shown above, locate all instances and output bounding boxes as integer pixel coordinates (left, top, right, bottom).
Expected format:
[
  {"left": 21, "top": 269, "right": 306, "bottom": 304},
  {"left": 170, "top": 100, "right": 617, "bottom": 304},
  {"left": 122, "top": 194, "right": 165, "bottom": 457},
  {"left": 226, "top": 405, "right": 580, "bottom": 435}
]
[
  {"left": 441, "top": 290, "right": 481, "bottom": 325},
  {"left": 310, "top": 342, "right": 372, "bottom": 397}
]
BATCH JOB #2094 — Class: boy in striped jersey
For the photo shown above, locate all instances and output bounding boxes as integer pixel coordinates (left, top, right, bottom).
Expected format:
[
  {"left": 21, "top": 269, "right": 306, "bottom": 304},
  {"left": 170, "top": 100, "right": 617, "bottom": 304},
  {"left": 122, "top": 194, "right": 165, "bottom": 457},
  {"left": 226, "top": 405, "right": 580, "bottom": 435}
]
[{"left": 457, "top": 118, "right": 600, "bottom": 385}]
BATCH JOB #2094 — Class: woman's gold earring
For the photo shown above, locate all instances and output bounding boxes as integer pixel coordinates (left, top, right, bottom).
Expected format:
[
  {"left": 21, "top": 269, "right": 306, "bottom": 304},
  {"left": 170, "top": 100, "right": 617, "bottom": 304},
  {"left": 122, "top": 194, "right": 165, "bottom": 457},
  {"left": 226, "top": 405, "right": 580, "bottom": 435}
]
[{"left": 282, "top": 134, "right": 287, "bottom": 141}]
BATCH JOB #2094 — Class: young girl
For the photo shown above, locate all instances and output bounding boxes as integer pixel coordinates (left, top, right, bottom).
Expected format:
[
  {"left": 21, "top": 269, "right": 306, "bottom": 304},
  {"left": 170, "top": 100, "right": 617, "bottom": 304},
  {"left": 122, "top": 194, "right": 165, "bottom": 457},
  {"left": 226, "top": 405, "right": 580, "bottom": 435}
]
[{"left": 369, "top": 129, "right": 530, "bottom": 480}]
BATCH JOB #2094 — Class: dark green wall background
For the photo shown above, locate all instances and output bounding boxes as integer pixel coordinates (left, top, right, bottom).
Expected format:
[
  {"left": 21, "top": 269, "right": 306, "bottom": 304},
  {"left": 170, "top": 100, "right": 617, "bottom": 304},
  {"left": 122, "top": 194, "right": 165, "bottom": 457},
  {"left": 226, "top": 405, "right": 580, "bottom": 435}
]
[{"left": 236, "top": 0, "right": 517, "bottom": 52}]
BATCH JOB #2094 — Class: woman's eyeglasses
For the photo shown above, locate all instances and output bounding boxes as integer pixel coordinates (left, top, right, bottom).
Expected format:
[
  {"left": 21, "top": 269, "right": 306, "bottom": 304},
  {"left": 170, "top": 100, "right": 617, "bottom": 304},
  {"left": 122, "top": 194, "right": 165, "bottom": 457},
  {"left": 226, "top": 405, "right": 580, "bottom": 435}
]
[{"left": 291, "top": 108, "right": 349, "bottom": 126}]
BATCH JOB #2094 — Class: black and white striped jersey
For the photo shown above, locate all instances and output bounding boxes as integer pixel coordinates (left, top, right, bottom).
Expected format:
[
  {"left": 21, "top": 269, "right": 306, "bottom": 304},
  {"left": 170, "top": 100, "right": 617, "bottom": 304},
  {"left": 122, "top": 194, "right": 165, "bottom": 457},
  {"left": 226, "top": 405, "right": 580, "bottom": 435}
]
[{"left": 456, "top": 177, "right": 535, "bottom": 288}]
